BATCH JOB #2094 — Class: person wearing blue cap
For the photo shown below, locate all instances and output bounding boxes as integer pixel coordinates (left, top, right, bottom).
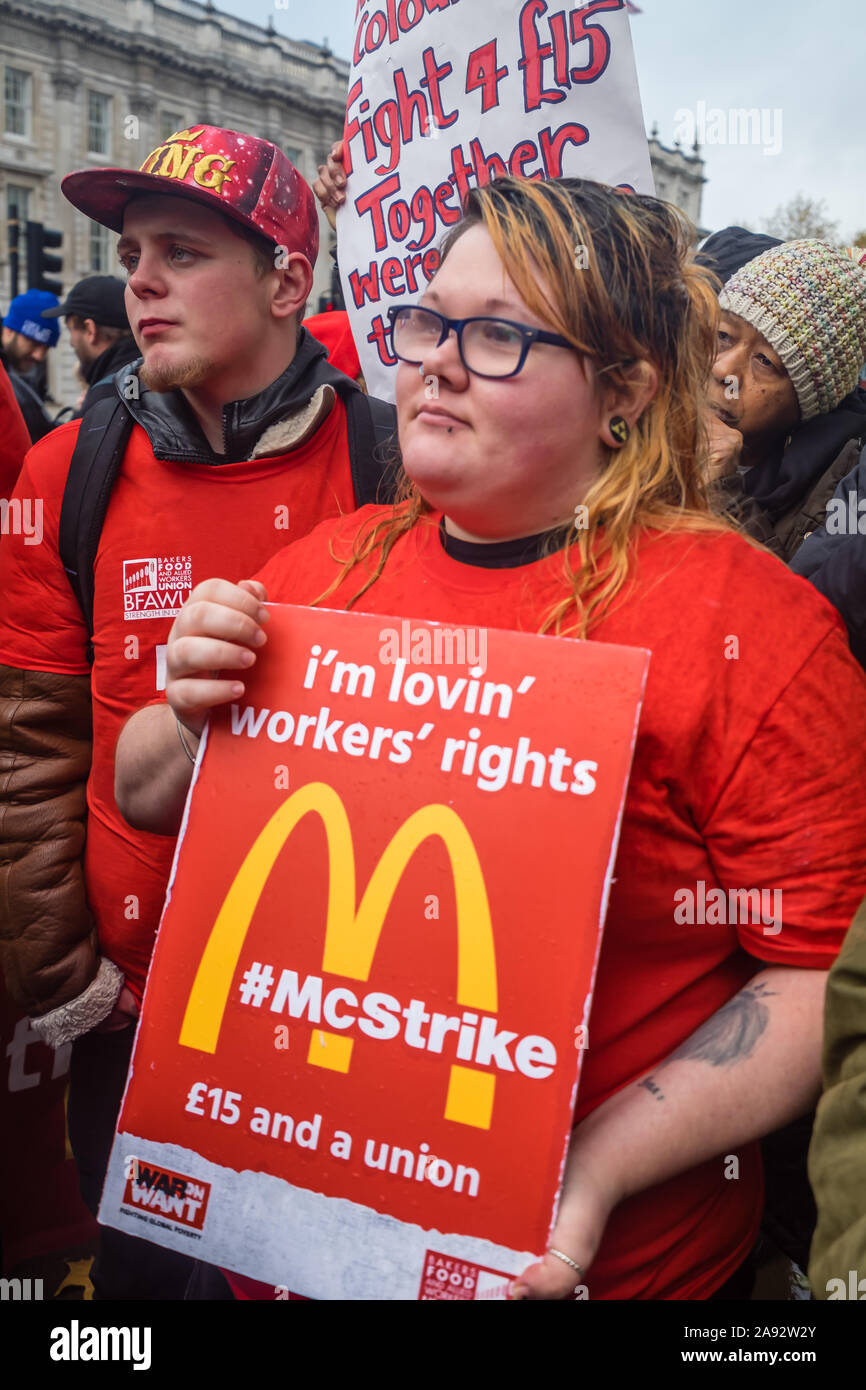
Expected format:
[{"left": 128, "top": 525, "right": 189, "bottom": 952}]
[{"left": 1, "top": 288, "right": 61, "bottom": 443}]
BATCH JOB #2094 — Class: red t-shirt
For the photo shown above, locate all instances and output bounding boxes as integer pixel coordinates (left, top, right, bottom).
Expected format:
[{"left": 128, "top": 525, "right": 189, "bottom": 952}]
[
  {"left": 224, "top": 506, "right": 866, "bottom": 1302},
  {"left": 0, "top": 403, "right": 355, "bottom": 1001},
  {"left": 0, "top": 364, "right": 32, "bottom": 498}
]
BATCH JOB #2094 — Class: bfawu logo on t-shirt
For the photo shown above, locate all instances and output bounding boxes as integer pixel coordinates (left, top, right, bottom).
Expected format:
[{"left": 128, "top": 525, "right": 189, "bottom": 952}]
[{"left": 123, "top": 554, "right": 192, "bottom": 621}]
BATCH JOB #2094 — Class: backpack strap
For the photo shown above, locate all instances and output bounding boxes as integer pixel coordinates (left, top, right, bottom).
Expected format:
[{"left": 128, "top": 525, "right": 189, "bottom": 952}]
[
  {"left": 59, "top": 392, "right": 134, "bottom": 659},
  {"left": 81, "top": 375, "right": 124, "bottom": 415},
  {"left": 343, "top": 389, "right": 399, "bottom": 506}
]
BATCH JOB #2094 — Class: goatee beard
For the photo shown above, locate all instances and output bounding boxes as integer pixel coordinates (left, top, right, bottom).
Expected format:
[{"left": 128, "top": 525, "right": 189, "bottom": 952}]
[{"left": 139, "top": 355, "right": 216, "bottom": 392}]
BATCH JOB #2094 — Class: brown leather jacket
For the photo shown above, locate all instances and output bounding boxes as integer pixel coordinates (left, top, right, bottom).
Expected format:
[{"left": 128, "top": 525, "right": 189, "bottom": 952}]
[{"left": 0, "top": 665, "right": 105, "bottom": 1021}]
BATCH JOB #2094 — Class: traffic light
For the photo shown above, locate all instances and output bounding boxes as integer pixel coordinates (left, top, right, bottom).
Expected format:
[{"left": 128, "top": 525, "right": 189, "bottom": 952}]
[{"left": 25, "top": 221, "right": 63, "bottom": 295}]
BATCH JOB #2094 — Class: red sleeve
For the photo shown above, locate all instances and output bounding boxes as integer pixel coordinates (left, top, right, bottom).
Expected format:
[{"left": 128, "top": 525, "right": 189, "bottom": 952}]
[
  {"left": 705, "top": 626, "right": 866, "bottom": 967},
  {"left": 0, "top": 423, "right": 91, "bottom": 676},
  {"left": 0, "top": 365, "right": 32, "bottom": 498}
]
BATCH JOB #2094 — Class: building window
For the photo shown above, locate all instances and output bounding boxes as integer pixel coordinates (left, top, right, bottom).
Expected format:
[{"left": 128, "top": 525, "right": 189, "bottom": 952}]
[
  {"left": 284, "top": 145, "right": 304, "bottom": 171},
  {"left": 160, "top": 111, "right": 185, "bottom": 142},
  {"left": 5, "top": 67, "right": 32, "bottom": 138},
  {"left": 6, "top": 184, "right": 31, "bottom": 223},
  {"left": 89, "top": 220, "right": 113, "bottom": 273},
  {"left": 87, "top": 90, "right": 112, "bottom": 155}
]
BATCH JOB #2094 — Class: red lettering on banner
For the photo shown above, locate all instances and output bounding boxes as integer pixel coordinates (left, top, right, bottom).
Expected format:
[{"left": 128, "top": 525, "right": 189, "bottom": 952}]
[
  {"left": 509, "top": 140, "right": 542, "bottom": 178},
  {"left": 394, "top": 67, "right": 430, "bottom": 142},
  {"left": 419, "top": 46, "right": 459, "bottom": 131},
  {"left": 381, "top": 257, "right": 405, "bottom": 295},
  {"left": 518, "top": 0, "right": 565, "bottom": 111},
  {"left": 433, "top": 179, "right": 460, "bottom": 225},
  {"left": 465, "top": 39, "right": 509, "bottom": 113},
  {"left": 348, "top": 250, "right": 440, "bottom": 310},
  {"left": 353, "top": 0, "right": 460, "bottom": 63},
  {"left": 348, "top": 261, "right": 381, "bottom": 308},
  {"left": 469, "top": 137, "right": 507, "bottom": 186},
  {"left": 538, "top": 121, "right": 589, "bottom": 176},
  {"left": 355, "top": 173, "right": 402, "bottom": 252},
  {"left": 342, "top": 80, "right": 363, "bottom": 177},
  {"left": 569, "top": 0, "right": 621, "bottom": 84},
  {"left": 368, "top": 314, "right": 399, "bottom": 366},
  {"left": 447, "top": 144, "right": 475, "bottom": 206}
]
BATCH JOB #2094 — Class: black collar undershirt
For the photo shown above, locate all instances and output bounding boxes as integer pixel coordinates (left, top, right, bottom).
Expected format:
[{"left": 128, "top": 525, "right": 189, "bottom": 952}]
[{"left": 438, "top": 516, "right": 567, "bottom": 569}]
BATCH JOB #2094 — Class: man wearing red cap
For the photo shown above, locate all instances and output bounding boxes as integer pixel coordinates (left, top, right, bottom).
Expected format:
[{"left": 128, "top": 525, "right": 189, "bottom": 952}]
[{"left": 0, "top": 125, "right": 395, "bottom": 1298}]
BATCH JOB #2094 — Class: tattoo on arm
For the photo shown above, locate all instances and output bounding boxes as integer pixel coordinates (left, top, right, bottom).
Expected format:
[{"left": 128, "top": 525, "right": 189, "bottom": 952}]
[
  {"left": 639, "top": 1076, "right": 665, "bottom": 1101},
  {"left": 668, "top": 981, "right": 777, "bottom": 1068}
]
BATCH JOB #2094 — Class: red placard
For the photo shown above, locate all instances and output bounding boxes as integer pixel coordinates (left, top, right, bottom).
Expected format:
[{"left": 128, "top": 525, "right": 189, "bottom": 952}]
[{"left": 101, "top": 605, "right": 648, "bottom": 1298}]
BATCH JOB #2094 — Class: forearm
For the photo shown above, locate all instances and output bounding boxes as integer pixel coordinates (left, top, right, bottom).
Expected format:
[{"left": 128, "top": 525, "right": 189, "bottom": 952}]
[
  {"left": 115, "top": 702, "right": 197, "bottom": 836},
  {"left": 575, "top": 966, "right": 825, "bottom": 1211},
  {"left": 0, "top": 665, "right": 100, "bottom": 1019}
]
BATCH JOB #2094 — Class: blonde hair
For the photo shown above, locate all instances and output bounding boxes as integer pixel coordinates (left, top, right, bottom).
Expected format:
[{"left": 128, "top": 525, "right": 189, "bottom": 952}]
[{"left": 316, "top": 176, "right": 731, "bottom": 635}]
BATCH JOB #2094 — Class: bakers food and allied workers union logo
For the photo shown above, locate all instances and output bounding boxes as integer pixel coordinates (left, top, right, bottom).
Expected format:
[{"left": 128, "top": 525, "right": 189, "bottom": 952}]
[
  {"left": 139, "top": 127, "right": 238, "bottom": 197},
  {"left": 123, "top": 555, "right": 192, "bottom": 621}
]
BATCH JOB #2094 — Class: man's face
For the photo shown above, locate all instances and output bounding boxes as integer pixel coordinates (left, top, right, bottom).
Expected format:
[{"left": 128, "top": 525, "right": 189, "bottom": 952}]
[
  {"left": 709, "top": 311, "right": 800, "bottom": 450},
  {"left": 2, "top": 327, "right": 49, "bottom": 372},
  {"left": 117, "top": 195, "right": 277, "bottom": 393},
  {"left": 65, "top": 317, "right": 98, "bottom": 368}
]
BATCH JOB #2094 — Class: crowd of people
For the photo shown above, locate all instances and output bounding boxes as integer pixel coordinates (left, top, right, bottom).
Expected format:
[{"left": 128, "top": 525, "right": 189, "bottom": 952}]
[{"left": 2, "top": 119, "right": 866, "bottom": 1303}]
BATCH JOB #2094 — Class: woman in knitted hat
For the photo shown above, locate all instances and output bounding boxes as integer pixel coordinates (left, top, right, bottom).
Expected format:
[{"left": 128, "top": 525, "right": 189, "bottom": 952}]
[
  {"left": 116, "top": 177, "right": 866, "bottom": 1301},
  {"left": 704, "top": 238, "right": 866, "bottom": 563}
]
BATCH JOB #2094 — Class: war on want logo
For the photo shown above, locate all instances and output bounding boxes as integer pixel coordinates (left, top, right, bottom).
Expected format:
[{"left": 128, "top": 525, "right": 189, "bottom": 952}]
[
  {"left": 121, "top": 1158, "right": 211, "bottom": 1232},
  {"left": 123, "top": 555, "right": 192, "bottom": 621}
]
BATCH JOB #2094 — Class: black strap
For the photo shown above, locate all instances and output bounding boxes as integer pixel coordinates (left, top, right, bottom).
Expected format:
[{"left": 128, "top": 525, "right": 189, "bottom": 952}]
[
  {"left": 344, "top": 389, "right": 399, "bottom": 505},
  {"left": 58, "top": 392, "right": 134, "bottom": 658},
  {"left": 58, "top": 382, "right": 398, "bottom": 661}
]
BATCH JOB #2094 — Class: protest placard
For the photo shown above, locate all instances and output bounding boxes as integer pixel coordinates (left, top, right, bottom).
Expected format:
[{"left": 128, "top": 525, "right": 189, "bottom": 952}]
[
  {"left": 338, "top": 0, "right": 655, "bottom": 396},
  {"left": 99, "top": 605, "right": 648, "bottom": 1299}
]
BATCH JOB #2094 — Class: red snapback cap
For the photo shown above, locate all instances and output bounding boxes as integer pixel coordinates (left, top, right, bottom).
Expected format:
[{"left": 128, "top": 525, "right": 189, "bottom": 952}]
[{"left": 61, "top": 124, "right": 319, "bottom": 266}]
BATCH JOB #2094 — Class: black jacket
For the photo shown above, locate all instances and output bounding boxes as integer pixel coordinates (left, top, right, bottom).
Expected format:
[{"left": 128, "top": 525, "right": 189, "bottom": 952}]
[
  {"left": 791, "top": 442, "right": 866, "bottom": 669},
  {"left": 721, "top": 390, "right": 866, "bottom": 564},
  {"left": 77, "top": 335, "right": 141, "bottom": 417},
  {"left": 119, "top": 326, "right": 391, "bottom": 466},
  {"left": 5, "top": 365, "right": 55, "bottom": 444}
]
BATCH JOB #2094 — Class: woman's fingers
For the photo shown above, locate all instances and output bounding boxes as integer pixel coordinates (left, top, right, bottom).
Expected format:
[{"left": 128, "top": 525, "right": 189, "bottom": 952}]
[
  {"left": 510, "top": 1253, "right": 585, "bottom": 1301},
  {"left": 237, "top": 578, "right": 268, "bottom": 603},
  {"left": 165, "top": 579, "right": 269, "bottom": 727},
  {"left": 167, "top": 676, "right": 249, "bottom": 722},
  {"left": 171, "top": 592, "right": 267, "bottom": 658},
  {"left": 167, "top": 634, "right": 260, "bottom": 683}
]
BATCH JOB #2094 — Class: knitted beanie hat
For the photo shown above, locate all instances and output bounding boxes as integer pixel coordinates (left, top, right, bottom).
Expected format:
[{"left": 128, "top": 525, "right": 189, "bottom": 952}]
[{"left": 719, "top": 239, "right": 866, "bottom": 421}]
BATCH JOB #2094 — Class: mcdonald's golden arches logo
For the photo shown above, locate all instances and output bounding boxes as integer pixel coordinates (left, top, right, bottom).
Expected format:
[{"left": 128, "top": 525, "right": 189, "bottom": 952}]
[{"left": 180, "top": 783, "right": 499, "bottom": 1129}]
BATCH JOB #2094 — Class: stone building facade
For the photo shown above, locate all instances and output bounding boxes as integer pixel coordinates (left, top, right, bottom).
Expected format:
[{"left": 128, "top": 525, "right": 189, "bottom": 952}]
[
  {"left": 648, "top": 124, "right": 707, "bottom": 233},
  {"left": 0, "top": 0, "right": 348, "bottom": 407}
]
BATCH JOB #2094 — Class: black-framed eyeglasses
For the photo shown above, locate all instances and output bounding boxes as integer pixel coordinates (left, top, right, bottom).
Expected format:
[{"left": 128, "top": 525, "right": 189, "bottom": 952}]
[{"left": 387, "top": 304, "right": 574, "bottom": 379}]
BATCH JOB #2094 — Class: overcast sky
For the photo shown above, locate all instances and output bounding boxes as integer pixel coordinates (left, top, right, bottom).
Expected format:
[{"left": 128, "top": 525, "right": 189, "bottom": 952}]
[{"left": 223, "top": 0, "right": 864, "bottom": 239}]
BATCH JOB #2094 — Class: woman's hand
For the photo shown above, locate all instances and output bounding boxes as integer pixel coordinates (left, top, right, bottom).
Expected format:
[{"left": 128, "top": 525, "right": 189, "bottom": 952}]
[
  {"left": 166, "top": 578, "right": 269, "bottom": 738},
  {"left": 313, "top": 140, "right": 347, "bottom": 231},
  {"left": 94, "top": 984, "right": 140, "bottom": 1034},
  {"left": 510, "top": 1134, "right": 620, "bottom": 1299},
  {"left": 704, "top": 406, "right": 743, "bottom": 481}
]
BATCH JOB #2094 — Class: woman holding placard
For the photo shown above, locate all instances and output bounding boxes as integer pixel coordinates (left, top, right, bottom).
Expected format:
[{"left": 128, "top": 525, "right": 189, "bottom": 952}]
[{"left": 117, "top": 176, "right": 866, "bottom": 1300}]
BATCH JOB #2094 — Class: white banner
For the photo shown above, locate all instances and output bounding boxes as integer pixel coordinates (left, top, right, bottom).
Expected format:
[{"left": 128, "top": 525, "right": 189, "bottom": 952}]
[{"left": 338, "top": 0, "right": 654, "bottom": 399}]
